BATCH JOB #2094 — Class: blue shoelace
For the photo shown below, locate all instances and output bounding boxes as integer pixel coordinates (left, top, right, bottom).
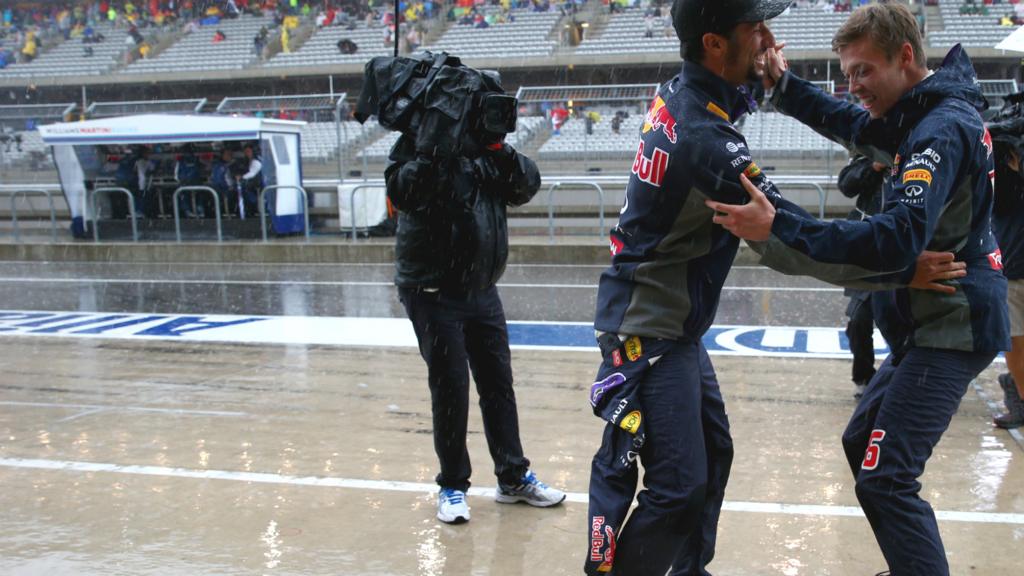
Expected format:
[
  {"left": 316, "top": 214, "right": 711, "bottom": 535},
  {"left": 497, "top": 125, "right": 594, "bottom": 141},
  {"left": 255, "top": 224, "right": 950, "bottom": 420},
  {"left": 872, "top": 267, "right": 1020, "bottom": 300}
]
[{"left": 440, "top": 488, "right": 464, "bottom": 504}]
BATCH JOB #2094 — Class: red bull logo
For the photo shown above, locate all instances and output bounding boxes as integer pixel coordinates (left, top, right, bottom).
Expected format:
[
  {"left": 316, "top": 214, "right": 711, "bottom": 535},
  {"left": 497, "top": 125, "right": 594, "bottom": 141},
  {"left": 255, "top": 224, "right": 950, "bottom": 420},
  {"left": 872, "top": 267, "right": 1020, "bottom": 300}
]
[
  {"left": 631, "top": 140, "right": 670, "bottom": 187},
  {"left": 642, "top": 96, "right": 678, "bottom": 144},
  {"left": 590, "top": 516, "right": 616, "bottom": 571}
]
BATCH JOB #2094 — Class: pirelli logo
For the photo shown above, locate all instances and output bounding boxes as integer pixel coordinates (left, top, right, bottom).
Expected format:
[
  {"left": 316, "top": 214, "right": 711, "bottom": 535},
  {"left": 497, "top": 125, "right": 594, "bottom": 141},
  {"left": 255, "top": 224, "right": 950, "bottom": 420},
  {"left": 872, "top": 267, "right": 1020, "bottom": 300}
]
[{"left": 902, "top": 169, "right": 933, "bottom": 185}]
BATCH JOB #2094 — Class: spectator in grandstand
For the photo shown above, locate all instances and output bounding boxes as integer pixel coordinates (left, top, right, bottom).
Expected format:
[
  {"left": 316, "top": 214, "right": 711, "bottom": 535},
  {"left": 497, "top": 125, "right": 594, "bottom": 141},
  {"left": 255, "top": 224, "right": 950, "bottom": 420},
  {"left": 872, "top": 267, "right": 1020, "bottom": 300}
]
[
  {"left": 280, "top": 23, "right": 290, "bottom": 51},
  {"left": 225, "top": 0, "right": 241, "bottom": 18},
  {"left": 128, "top": 24, "right": 145, "bottom": 44},
  {"left": 337, "top": 37, "right": 358, "bottom": 53},
  {"left": 836, "top": 154, "right": 887, "bottom": 399},
  {"left": 213, "top": 28, "right": 226, "bottom": 42},
  {"left": 19, "top": 30, "right": 37, "bottom": 62},
  {"left": 610, "top": 111, "right": 622, "bottom": 134},
  {"left": 405, "top": 25, "right": 422, "bottom": 51},
  {"left": 550, "top": 104, "right": 568, "bottom": 134},
  {"left": 235, "top": 144, "right": 262, "bottom": 217},
  {"left": 708, "top": 4, "right": 1005, "bottom": 575},
  {"left": 385, "top": 115, "right": 564, "bottom": 527},
  {"left": 253, "top": 25, "right": 268, "bottom": 54}
]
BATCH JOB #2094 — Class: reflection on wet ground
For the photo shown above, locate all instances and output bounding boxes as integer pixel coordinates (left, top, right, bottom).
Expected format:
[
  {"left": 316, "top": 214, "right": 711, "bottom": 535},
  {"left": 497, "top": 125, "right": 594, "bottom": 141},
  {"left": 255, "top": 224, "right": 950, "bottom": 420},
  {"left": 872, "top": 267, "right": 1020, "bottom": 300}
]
[
  {"left": 0, "top": 261, "right": 1020, "bottom": 575},
  {"left": 0, "top": 261, "right": 847, "bottom": 326}
]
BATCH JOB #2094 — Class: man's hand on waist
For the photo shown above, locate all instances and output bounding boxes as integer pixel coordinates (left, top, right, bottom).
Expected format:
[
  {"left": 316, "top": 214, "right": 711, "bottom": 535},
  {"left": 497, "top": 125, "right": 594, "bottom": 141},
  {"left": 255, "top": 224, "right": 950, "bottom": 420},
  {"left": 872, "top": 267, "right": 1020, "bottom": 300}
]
[{"left": 910, "top": 251, "right": 967, "bottom": 294}]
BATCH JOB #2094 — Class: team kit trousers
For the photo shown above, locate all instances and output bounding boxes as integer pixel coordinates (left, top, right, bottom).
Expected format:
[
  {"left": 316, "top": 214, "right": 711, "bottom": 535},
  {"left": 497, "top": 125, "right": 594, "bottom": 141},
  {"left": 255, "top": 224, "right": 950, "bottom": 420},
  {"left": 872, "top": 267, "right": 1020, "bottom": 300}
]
[
  {"left": 586, "top": 338, "right": 733, "bottom": 576},
  {"left": 843, "top": 346, "right": 995, "bottom": 575},
  {"left": 399, "top": 285, "right": 530, "bottom": 492}
]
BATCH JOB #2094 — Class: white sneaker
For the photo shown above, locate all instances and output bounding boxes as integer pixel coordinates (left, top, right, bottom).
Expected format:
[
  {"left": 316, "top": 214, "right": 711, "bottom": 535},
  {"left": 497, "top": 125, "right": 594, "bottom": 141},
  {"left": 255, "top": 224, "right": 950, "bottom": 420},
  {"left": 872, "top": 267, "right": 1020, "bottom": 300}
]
[
  {"left": 495, "top": 470, "right": 566, "bottom": 507},
  {"left": 436, "top": 488, "right": 470, "bottom": 524}
]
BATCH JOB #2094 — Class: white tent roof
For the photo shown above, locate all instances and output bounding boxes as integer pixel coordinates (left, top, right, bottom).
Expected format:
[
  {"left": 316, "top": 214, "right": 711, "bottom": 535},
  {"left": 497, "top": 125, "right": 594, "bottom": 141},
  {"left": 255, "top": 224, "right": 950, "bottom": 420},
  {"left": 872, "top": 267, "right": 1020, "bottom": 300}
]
[
  {"left": 995, "top": 27, "right": 1024, "bottom": 53},
  {"left": 38, "top": 114, "right": 305, "bottom": 146}
]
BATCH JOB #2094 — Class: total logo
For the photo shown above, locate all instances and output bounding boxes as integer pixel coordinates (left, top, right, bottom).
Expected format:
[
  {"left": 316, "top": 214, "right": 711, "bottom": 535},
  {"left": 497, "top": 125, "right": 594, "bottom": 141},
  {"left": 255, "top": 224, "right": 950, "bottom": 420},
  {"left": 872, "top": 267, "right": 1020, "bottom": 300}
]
[{"left": 641, "top": 96, "right": 678, "bottom": 143}]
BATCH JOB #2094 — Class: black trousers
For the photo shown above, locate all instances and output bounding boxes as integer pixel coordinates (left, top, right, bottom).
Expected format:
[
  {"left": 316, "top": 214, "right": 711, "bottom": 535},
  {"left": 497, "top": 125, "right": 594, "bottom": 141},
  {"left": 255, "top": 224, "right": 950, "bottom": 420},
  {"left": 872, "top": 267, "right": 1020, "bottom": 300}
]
[
  {"left": 399, "top": 285, "right": 530, "bottom": 492},
  {"left": 845, "top": 292, "right": 877, "bottom": 384}
]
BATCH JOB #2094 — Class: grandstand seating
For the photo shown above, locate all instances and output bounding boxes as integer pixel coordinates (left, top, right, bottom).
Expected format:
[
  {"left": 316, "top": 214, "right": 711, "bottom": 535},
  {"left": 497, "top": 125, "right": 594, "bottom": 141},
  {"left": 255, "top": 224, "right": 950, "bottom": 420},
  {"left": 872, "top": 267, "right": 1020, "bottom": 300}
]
[
  {"left": 264, "top": 22, "right": 392, "bottom": 69},
  {"left": 0, "top": 130, "right": 46, "bottom": 163},
  {"left": 577, "top": 6, "right": 849, "bottom": 55},
  {"left": 740, "top": 111, "right": 846, "bottom": 157},
  {"left": 358, "top": 131, "right": 401, "bottom": 162},
  {"left": 0, "top": 23, "right": 130, "bottom": 79},
  {"left": 427, "top": 9, "right": 561, "bottom": 58},
  {"left": 929, "top": 1, "right": 1021, "bottom": 49},
  {"left": 576, "top": 7, "right": 675, "bottom": 55},
  {"left": 766, "top": 7, "right": 850, "bottom": 51},
  {"left": 538, "top": 112, "right": 642, "bottom": 159},
  {"left": 121, "top": 14, "right": 272, "bottom": 75},
  {"left": 301, "top": 121, "right": 380, "bottom": 161},
  {"left": 357, "top": 116, "right": 547, "bottom": 162}
]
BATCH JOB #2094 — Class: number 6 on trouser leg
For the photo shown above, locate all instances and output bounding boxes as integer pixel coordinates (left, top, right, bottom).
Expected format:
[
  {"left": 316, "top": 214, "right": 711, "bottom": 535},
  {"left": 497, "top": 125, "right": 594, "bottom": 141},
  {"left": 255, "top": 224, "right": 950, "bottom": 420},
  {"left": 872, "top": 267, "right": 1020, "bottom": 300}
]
[{"left": 841, "top": 348, "right": 995, "bottom": 576}]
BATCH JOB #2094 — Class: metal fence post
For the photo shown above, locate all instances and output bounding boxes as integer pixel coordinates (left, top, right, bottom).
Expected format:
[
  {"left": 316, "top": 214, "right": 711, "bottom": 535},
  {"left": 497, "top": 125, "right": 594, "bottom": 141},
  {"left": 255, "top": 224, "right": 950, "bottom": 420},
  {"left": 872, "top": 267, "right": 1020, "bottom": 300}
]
[
  {"left": 91, "top": 187, "right": 138, "bottom": 242},
  {"left": 172, "top": 186, "right": 223, "bottom": 243},
  {"left": 258, "top": 185, "right": 311, "bottom": 242}
]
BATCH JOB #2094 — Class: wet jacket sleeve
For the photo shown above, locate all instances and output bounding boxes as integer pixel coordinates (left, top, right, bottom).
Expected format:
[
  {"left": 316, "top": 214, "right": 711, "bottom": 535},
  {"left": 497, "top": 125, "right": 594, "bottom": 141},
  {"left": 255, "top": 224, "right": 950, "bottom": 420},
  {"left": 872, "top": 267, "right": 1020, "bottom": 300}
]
[
  {"left": 482, "top": 143, "right": 541, "bottom": 207},
  {"left": 771, "top": 71, "right": 883, "bottom": 162},
  {"left": 757, "top": 118, "right": 966, "bottom": 289},
  {"left": 385, "top": 156, "right": 449, "bottom": 212},
  {"left": 837, "top": 156, "right": 884, "bottom": 199}
]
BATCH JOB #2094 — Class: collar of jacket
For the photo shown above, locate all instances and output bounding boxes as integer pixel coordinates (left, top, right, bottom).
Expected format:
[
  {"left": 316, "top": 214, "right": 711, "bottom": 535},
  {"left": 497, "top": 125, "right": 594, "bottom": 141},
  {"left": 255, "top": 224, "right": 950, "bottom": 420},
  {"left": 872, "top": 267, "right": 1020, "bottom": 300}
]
[
  {"left": 680, "top": 60, "right": 753, "bottom": 123},
  {"left": 858, "top": 44, "right": 987, "bottom": 152}
]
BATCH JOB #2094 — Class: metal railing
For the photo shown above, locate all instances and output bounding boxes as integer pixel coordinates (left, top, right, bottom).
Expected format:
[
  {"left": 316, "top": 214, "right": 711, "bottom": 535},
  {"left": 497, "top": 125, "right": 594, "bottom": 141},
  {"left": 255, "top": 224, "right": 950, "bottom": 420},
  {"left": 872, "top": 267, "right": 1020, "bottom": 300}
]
[
  {"left": 172, "top": 186, "right": 222, "bottom": 243},
  {"left": 91, "top": 187, "right": 138, "bottom": 243},
  {"left": 258, "top": 185, "right": 310, "bottom": 242},
  {"left": 547, "top": 181, "right": 605, "bottom": 243},
  {"left": 347, "top": 183, "right": 386, "bottom": 240},
  {"left": 3, "top": 189, "right": 58, "bottom": 242}
]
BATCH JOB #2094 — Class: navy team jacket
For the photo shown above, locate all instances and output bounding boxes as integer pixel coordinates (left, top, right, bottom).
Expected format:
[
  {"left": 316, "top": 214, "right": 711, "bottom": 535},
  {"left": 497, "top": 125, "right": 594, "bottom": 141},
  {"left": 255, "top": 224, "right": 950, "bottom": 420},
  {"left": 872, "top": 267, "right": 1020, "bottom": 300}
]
[
  {"left": 594, "top": 61, "right": 776, "bottom": 341},
  {"left": 760, "top": 44, "right": 1009, "bottom": 354}
]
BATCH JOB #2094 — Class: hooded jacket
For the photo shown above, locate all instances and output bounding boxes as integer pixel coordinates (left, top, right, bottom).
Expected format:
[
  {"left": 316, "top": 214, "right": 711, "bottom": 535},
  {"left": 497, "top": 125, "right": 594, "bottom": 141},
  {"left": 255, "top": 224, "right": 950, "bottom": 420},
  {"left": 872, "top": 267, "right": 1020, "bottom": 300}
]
[
  {"left": 594, "top": 61, "right": 776, "bottom": 340},
  {"left": 761, "top": 45, "right": 1009, "bottom": 354},
  {"left": 385, "top": 136, "right": 540, "bottom": 293}
]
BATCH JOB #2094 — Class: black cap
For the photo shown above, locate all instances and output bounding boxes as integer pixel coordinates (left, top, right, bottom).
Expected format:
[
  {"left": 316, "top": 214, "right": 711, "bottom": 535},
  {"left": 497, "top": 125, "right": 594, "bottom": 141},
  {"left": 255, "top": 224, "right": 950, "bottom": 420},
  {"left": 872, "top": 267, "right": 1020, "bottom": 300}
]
[{"left": 673, "top": 0, "right": 791, "bottom": 44}]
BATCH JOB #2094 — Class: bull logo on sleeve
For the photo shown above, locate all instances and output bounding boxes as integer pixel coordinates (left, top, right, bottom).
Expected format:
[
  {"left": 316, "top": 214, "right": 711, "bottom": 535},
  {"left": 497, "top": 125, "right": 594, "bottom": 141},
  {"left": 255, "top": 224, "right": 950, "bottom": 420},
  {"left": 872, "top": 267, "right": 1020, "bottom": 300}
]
[{"left": 641, "top": 96, "right": 678, "bottom": 144}]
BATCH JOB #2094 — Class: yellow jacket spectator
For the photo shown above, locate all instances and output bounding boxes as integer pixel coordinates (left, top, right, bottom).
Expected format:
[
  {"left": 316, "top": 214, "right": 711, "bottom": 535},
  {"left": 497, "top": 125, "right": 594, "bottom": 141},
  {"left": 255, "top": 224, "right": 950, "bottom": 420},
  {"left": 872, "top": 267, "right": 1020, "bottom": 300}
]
[{"left": 281, "top": 26, "right": 291, "bottom": 52}]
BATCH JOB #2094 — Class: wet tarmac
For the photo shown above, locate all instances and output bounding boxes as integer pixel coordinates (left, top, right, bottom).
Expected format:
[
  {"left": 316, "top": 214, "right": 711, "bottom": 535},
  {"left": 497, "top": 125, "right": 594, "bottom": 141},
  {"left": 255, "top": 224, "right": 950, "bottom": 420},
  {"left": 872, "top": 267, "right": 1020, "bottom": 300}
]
[
  {"left": 0, "top": 261, "right": 848, "bottom": 326},
  {"left": 0, "top": 260, "right": 1021, "bottom": 575}
]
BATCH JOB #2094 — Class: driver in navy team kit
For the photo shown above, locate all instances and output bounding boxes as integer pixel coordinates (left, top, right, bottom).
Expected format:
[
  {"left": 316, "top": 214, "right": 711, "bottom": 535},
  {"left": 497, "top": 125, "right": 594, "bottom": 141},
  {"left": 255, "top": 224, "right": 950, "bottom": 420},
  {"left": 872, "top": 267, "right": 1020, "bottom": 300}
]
[
  {"left": 707, "top": 4, "right": 1009, "bottom": 575},
  {"left": 583, "top": 1, "right": 980, "bottom": 575}
]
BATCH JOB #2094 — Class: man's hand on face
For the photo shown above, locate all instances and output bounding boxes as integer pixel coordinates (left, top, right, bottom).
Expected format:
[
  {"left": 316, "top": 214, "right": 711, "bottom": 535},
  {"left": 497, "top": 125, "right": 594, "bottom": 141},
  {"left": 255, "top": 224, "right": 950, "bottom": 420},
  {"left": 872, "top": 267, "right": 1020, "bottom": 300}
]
[
  {"left": 704, "top": 173, "right": 776, "bottom": 242},
  {"left": 910, "top": 251, "right": 967, "bottom": 294},
  {"left": 762, "top": 42, "right": 788, "bottom": 90}
]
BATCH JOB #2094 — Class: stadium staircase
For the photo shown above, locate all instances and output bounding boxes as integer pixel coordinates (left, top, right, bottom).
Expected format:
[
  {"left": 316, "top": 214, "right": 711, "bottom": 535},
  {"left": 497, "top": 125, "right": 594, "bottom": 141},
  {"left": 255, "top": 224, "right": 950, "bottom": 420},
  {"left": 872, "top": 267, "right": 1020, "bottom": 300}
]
[{"left": 927, "top": 3, "right": 944, "bottom": 34}]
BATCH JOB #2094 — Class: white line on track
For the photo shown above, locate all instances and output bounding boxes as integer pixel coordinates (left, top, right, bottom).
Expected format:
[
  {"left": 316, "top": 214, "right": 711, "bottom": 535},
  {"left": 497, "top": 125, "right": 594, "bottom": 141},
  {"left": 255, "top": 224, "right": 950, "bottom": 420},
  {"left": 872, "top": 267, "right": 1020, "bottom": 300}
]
[
  {"left": 0, "top": 401, "right": 248, "bottom": 418},
  {"left": 0, "top": 277, "right": 842, "bottom": 292},
  {"left": 0, "top": 456, "right": 1021, "bottom": 525}
]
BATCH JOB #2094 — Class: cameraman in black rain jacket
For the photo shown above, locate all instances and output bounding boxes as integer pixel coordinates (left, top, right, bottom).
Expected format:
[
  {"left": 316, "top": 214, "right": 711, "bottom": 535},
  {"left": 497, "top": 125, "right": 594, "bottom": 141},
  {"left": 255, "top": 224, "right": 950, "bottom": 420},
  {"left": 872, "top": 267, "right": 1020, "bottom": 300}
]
[
  {"left": 385, "top": 134, "right": 565, "bottom": 524},
  {"left": 386, "top": 136, "right": 540, "bottom": 292}
]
